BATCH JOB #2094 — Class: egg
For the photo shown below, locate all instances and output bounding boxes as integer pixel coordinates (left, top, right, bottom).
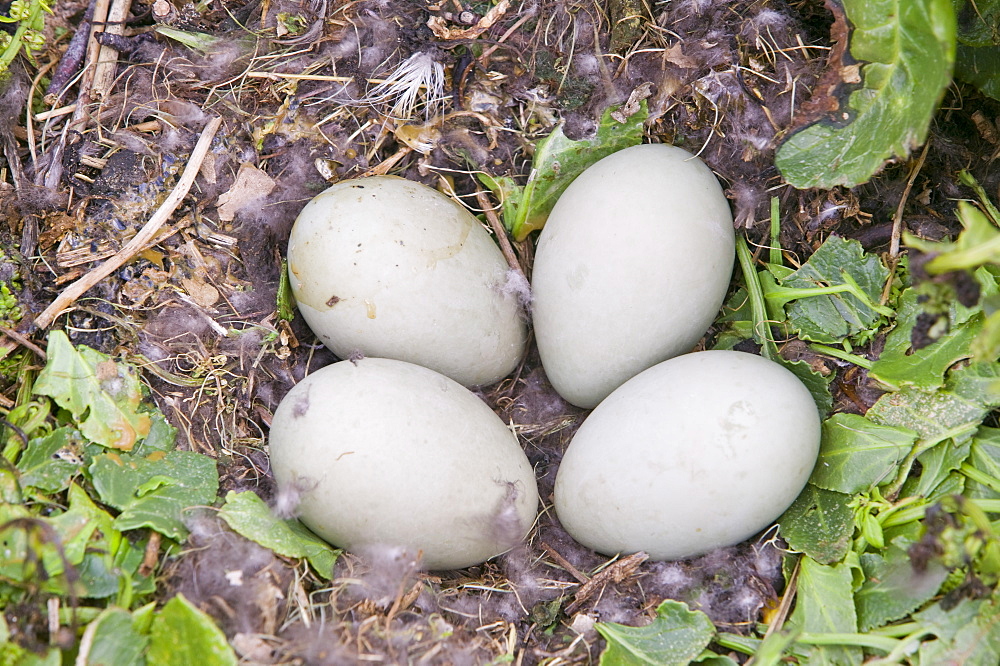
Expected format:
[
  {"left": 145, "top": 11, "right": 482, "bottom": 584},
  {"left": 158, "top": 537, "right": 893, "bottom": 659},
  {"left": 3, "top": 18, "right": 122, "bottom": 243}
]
[
  {"left": 287, "top": 176, "right": 527, "bottom": 387},
  {"left": 268, "top": 357, "right": 539, "bottom": 570},
  {"left": 553, "top": 350, "right": 820, "bottom": 561},
  {"left": 531, "top": 144, "right": 735, "bottom": 408}
]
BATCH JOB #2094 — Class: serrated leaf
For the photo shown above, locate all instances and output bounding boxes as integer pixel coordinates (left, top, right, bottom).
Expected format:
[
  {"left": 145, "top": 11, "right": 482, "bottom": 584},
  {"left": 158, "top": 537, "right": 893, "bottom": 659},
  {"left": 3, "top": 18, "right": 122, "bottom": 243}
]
[
  {"left": 596, "top": 600, "right": 715, "bottom": 666},
  {"left": 147, "top": 594, "right": 237, "bottom": 666},
  {"left": 778, "top": 484, "right": 854, "bottom": 564},
  {"left": 870, "top": 288, "right": 982, "bottom": 391},
  {"left": 81, "top": 607, "right": 147, "bottom": 666},
  {"left": 505, "top": 103, "right": 646, "bottom": 240},
  {"left": 811, "top": 414, "right": 915, "bottom": 494},
  {"left": 855, "top": 541, "right": 950, "bottom": 631},
  {"left": 218, "top": 490, "right": 339, "bottom": 578},
  {"left": 789, "top": 557, "right": 862, "bottom": 666},
  {"left": 766, "top": 235, "right": 890, "bottom": 344},
  {"left": 780, "top": 357, "right": 835, "bottom": 416},
  {"left": 90, "top": 450, "right": 219, "bottom": 540},
  {"left": 775, "top": 0, "right": 956, "bottom": 188},
  {"left": 34, "top": 331, "right": 151, "bottom": 451}
]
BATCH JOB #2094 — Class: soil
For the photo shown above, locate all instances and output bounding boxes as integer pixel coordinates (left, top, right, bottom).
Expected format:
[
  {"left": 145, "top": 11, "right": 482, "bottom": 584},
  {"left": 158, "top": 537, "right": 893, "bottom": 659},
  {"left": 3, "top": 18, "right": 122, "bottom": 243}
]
[{"left": 2, "top": 0, "right": 999, "bottom": 663}]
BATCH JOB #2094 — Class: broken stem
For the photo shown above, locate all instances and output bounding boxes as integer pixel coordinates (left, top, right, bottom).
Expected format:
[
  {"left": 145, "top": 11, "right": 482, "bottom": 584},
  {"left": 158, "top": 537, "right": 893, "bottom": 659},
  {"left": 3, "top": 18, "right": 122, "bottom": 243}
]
[{"left": 32, "top": 116, "right": 223, "bottom": 331}]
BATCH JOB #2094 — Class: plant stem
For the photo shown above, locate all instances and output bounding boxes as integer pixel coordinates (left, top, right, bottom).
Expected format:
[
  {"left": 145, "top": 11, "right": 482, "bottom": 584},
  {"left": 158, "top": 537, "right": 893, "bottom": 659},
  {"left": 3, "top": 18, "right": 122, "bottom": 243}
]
[{"left": 809, "top": 344, "right": 874, "bottom": 369}]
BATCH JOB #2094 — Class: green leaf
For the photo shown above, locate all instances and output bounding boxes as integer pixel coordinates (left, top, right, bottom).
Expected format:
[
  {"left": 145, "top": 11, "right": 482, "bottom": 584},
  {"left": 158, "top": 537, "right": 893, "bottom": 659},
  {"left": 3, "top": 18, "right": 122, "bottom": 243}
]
[
  {"left": 775, "top": 0, "right": 956, "bottom": 188},
  {"left": 218, "top": 490, "right": 339, "bottom": 578},
  {"left": 596, "top": 600, "right": 715, "bottom": 666},
  {"left": 503, "top": 103, "right": 646, "bottom": 241},
  {"left": 968, "top": 427, "right": 1000, "bottom": 499},
  {"left": 855, "top": 541, "right": 950, "bottom": 631},
  {"left": 903, "top": 438, "right": 972, "bottom": 499},
  {"left": 866, "top": 362, "right": 1000, "bottom": 446},
  {"left": 811, "top": 414, "right": 915, "bottom": 494},
  {"left": 765, "top": 236, "right": 890, "bottom": 344},
  {"left": 80, "top": 607, "right": 148, "bottom": 666},
  {"left": 915, "top": 591, "right": 1000, "bottom": 665},
  {"left": 147, "top": 594, "right": 237, "bottom": 666},
  {"left": 778, "top": 484, "right": 854, "bottom": 564},
  {"left": 34, "top": 331, "right": 152, "bottom": 451},
  {"left": 15, "top": 427, "right": 86, "bottom": 494},
  {"left": 905, "top": 202, "right": 1000, "bottom": 274},
  {"left": 788, "top": 557, "right": 862, "bottom": 666},
  {"left": 870, "top": 288, "right": 982, "bottom": 391},
  {"left": 90, "top": 450, "right": 219, "bottom": 540},
  {"left": 957, "top": 43, "right": 1000, "bottom": 100}
]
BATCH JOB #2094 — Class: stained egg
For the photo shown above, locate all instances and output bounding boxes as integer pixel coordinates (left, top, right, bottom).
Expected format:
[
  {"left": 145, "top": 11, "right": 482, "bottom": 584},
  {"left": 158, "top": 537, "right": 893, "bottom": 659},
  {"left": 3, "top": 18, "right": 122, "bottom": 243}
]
[
  {"left": 531, "top": 144, "right": 735, "bottom": 408},
  {"left": 268, "top": 357, "right": 539, "bottom": 570},
  {"left": 287, "top": 176, "right": 527, "bottom": 387},
  {"left": 553, "top": 350, "right": 821, "bottom": 561}
]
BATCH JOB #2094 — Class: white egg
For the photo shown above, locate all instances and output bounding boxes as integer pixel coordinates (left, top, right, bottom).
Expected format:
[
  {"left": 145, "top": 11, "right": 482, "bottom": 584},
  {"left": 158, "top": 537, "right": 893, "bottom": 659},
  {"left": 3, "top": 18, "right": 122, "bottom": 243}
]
[
  {"left": 531, "top": 144, "right": 735, "bottom": 408},
  {"left": 553, "top": 350, "right": 820, "bottom": 561},
  {"left": 287, "top": 176, "right": 527, "bottom": 387},
  {"left": 268, "top": 357, "right": 539, "bottom": 570}
]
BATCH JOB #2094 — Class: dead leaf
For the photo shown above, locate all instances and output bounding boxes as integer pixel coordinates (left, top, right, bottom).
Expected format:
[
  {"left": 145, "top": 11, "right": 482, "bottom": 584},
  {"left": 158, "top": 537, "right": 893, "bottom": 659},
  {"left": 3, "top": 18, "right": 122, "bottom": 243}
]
[
  {"left": 662, "top": 43, "right": 698, "bottom": 70},
  {"left": 215, "top": 163, "right": 276, "bottom": 222},
  {"left": 181, "top": 276, "right": 220, "bottom": 307}
]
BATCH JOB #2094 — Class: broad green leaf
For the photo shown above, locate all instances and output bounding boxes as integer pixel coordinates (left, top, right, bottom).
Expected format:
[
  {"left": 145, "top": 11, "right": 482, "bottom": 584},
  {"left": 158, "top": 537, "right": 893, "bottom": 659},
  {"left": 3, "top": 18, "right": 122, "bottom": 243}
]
[
  {"left": 495, "top": 104, "right": 646, "bottom": 240},
  {"left": 34, "top": 331, "right": 151, "bottom": 451},
  {"left": 901, "top": 438, "right": 972, "bottom": 499},
  {"left": 90, "top": 450, "right": 219, "bottom": 540},
  {"left": 957, "top": 44, "right": 1000, "bottom": 100},
  {"left": 954, "top": 0, "right": 1000, "bottom": 47},
  {"left": 80, "top": 607, "right": 147, "bottom": 666},
  {"left": 870, "top": 289, "right": 982, "bottom": 391},
  {"left": 915, "top": 591, "right": 1000, "bottom": 665},
  {"left": 866, "top": 362, "right": 1000, "bottom": 446},
  {"left": 855, "top": 541, "right": 950, "bottom": 631},
  {"left": 147, "top": 594, "right": 237, "bottom": 666},
  {"left": 596, "top": 600, "right": 715, "bottom": 666},
  {"left": 775, "top": 0, "right": 956, "bottom": 188},
  {"left": 218, "top": 490, "right": 339, "bottom": 578},
  {"left": 788, "top": 558, "right": 862, "bottom": 666},
  {"left": 763, "top": 235, "right": 890, "bottom": 344},
  {"left": 811, "top": 414, "right": 915, "bottom": 494},
  {"left": 781, "top": 357, "right": 835, "bottom": 416},
  {"left": 778, "top": 484, "right": 854, "bottom": 564},
  {"left": 15, "top": 427, "right": 86, "bottom": 494},
  {"left": 968, "top": 426, "right": 1000, "bottom": 499}
]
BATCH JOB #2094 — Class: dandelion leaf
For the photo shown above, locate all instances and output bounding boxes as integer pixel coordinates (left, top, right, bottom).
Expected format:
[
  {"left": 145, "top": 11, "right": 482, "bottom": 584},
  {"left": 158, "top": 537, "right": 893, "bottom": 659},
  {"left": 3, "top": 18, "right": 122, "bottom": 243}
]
[
  {"left": 775, "top": 0, "right": 956, "bottom": 188},
  {"left": 147, "top": 594, "right": 237, "bottom": 666},
  {"left": 34, "top": 331, "right": 151, "bottom": 451},
  {"left": 778, "top": 484, "right": 854, "bottom": 564},
  {"left": 219, "top": 490, "right": 339, "bottom": 578},
  {"left": 596, "top": 600, "right": 715, "bottom": 666}
]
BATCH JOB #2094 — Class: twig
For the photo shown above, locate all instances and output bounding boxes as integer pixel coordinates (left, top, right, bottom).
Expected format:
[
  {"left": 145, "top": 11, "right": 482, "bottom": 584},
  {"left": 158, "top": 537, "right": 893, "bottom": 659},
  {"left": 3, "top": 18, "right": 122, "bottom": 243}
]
[
  {"left": 0, "top": 325, "right": 46, "bottom": 360},
  {"left": 91, "top": 0, "right": 132, "bottom": 99},
  {"left": 540, "top": 542, "right": 588, "bottom": 584},
  {"left": 475, "top": 188, "right": 524, "bottom": 274},
  {"left": 889, "top": 140, "right": 931, "bottom": 259},
  {"left": 32, "top": 116, "right": 223, "bottom": 331},
  {"left": 565, "top": 551, "right": 648, "bottom": 614},
  {"left": 44, "top": 0, "right": 96, "bottom": 103}
]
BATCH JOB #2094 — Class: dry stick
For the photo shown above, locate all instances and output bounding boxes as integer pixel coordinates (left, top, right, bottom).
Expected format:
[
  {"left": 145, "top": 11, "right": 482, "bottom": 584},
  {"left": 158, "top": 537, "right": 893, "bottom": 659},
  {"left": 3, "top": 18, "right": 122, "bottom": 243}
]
[
  {"left": 889, "top": 140, "right": 932, "bottom": 259},
  {"left": 91, "top": 0, "right": 132, "bottom": 99},
  {"left": 33, "top": 116, "right": 223, "bottom": 331},
  {"left": 882, "top": 141, "right": 932, "bottom": 306},
  {"left": 475, "top": 189, "right": 525, "bottom": 275}
]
